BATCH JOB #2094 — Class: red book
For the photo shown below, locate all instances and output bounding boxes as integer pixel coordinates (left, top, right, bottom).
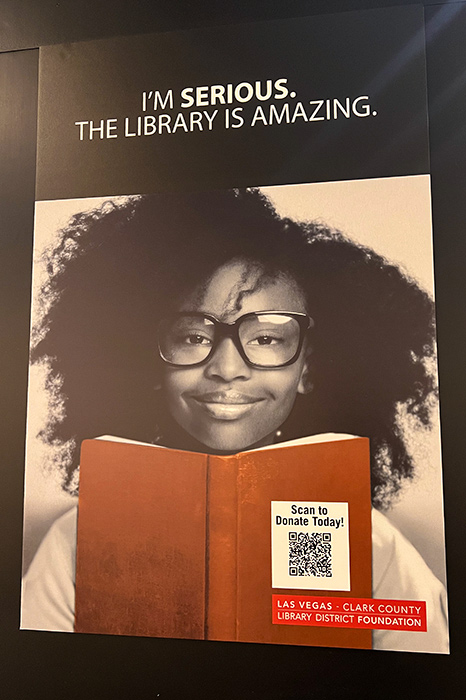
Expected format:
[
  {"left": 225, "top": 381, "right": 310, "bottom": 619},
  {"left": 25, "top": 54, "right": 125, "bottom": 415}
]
[{"left": 74, "top": 434, "right": 372, "bottom": 649}]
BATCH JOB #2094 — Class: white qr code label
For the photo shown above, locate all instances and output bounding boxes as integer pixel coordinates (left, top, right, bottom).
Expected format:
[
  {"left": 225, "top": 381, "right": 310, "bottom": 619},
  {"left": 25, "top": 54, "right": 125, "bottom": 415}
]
[{"left": 271, "top": 501, "right": 350, "bottom": 591}]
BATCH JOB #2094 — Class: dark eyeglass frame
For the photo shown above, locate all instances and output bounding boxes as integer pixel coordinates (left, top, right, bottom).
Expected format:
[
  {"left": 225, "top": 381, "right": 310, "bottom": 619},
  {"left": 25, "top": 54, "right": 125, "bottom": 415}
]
[{"left": 158, "top": 310, "right": 313, "bottom": 369}]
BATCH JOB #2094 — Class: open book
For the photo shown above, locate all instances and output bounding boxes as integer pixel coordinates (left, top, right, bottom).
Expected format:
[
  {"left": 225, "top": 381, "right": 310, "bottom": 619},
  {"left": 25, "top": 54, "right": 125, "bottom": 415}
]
[{"left": 74, "top": 433, "right": 372, "bottom": 648}]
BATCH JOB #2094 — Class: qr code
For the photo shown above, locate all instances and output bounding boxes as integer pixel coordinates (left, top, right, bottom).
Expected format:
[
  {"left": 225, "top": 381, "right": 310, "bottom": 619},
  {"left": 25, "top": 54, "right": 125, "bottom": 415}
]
[{"left": 288, "top": 532, "right": 332, "bottom": 577}]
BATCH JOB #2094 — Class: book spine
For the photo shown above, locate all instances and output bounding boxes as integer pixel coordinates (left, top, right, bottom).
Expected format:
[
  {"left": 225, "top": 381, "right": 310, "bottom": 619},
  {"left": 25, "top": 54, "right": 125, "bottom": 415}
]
[{"left": 205, "top": 454, "right": 238, "bottom": 641}]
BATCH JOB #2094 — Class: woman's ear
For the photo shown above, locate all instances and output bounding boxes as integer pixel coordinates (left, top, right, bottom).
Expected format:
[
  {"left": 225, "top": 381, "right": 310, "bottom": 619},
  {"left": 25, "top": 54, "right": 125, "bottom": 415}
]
[{"left": 297, "top": 358, "right": 312, "bottom": 395}]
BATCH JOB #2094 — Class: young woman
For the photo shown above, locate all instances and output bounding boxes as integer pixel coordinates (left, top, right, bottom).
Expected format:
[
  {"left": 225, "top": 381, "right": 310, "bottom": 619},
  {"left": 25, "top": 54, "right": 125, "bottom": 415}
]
[{"left": 21, "top": 188, "right": 448, "bottom": 652}]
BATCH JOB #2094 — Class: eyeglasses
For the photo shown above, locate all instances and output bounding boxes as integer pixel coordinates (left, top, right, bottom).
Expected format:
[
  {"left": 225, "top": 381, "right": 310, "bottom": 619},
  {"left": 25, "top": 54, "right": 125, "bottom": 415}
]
[{"left": 158, "top": 311, "right": 313, "bottom": 368}]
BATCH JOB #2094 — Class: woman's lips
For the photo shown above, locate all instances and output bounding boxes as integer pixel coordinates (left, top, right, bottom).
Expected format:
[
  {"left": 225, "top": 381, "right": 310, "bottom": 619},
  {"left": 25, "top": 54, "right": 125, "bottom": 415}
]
[{"left": 188, "top": 391, "right": 265, "bottom": 420}]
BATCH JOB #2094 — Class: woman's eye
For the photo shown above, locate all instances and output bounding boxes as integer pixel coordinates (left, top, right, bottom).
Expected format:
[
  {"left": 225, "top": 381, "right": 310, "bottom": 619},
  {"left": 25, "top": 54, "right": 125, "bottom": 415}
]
[
  {"left": 184, "top": 333, "right": 212, "bottom": 346},
  {"left": 249, "top": 335, "right": 281, "bottom": 346}
]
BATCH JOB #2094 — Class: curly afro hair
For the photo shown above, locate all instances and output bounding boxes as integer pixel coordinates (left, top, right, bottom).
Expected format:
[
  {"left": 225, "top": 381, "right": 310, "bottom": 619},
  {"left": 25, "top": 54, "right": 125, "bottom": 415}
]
[{"left": 32, "top": 188, "right": 437, "bottom": 508}]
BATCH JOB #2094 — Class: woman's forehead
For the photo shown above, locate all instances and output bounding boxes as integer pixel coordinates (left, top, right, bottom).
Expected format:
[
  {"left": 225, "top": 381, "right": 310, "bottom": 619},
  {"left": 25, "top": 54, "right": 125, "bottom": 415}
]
[{"left": 178, "top": 260, "right": 307, "bottom": 320}]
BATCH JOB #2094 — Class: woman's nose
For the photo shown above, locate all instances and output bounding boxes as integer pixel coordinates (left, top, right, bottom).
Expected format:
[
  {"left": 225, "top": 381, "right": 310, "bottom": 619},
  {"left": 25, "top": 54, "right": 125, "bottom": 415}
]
[{"left": 204, "top": 337, "right": 251, "bottom": 381}]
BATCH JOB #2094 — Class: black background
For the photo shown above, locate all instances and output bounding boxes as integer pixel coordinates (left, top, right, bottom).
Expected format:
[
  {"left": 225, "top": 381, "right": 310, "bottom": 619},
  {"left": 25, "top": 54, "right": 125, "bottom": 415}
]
[
  {"left": 36, "top": 6, "right": 428, "bottom": 198},
  {"left": 1, "top": 1, "right": 465, "bottom": 698}
]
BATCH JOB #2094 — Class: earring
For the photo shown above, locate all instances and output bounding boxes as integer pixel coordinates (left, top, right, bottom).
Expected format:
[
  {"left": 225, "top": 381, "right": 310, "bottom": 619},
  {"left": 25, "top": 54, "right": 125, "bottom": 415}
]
[{"left": 275, "top": 429, "right": 282, "bottom": 439}]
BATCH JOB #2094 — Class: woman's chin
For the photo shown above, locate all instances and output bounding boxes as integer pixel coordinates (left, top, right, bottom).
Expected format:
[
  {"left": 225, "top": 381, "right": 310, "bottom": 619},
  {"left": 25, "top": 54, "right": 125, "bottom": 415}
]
[
  {"left": 164, "top": 419, "right": 279, "bottom": 454},
  {"left": 195, "top": 429, "right": 278, "bottom": 455}
]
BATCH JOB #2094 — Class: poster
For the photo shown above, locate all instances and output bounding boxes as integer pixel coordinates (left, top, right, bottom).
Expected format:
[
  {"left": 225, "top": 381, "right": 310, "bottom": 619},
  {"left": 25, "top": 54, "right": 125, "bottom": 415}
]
[{"left": 20, "top": 5, "right": 448, "bottom": 653}]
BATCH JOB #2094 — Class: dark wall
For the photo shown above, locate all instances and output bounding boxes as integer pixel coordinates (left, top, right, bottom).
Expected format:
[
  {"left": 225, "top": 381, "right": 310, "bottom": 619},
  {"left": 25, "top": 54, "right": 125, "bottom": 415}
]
[
  {"left": 1, "top": 2, "right": 465, "bottom": 698},
  {"left": 0, "top": 0, "right": 451, "bottom": 51}
]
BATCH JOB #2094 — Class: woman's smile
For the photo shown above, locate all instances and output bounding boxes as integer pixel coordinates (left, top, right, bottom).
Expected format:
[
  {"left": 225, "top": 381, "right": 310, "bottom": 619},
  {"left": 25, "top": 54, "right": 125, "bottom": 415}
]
[{"left": 187, "top": 389, "right": 267, "bottom": 420}]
